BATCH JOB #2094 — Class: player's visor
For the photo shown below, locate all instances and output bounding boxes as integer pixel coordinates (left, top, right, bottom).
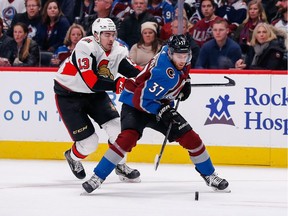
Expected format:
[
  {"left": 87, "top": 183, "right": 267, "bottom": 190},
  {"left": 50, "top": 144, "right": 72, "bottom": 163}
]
[{"left": 171, "top": 52, "right": 192, "bottom": 64}]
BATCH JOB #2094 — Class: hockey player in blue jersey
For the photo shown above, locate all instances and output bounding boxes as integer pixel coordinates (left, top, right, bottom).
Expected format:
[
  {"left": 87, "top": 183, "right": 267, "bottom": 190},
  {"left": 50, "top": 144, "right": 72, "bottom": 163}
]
[{"left": 82, "top": 34, "right": 230, "bottom": 193}]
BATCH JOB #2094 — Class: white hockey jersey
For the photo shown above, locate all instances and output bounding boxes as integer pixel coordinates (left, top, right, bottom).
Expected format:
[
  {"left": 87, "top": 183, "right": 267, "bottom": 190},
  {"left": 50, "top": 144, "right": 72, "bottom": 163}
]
[{"left": 55, "top": 36, "right": 130, "bottom": 93}]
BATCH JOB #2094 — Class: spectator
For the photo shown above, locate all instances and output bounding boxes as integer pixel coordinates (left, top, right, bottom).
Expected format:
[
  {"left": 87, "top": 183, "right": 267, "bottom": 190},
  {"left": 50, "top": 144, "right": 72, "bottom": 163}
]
[
  {"left": 160, "top": 7, "right": 193, "bottom": 41},
  {"left": 181, "top": 1, "right": 195, "bottom": 21},
  {"left": 216, "top": 0, "right": 247, "bottom": 32},
  {"left": 233, "top": 0, "right": 268, "bottom": 46},
  {"left": 50, "top": 24, "right": 86, "bottom": 66},
  {"left": 189, "top": 0, "right": 223, "bottom": 47},
  {"left": 6, "top": 0, "right": 42, "bottom": 40},
  {"left": 271, "top": 0, "right": 288, "bottom": 33},
  {"left": 0, "top": 0, "right": 26, "bottom": 31},
  {"left": 41, "top": 0, "right": 76, "bottom": 24},
  {"left": 73, "top": 0, "right": 95, "bottom": 25},
  {"left": 111, "top": 0, "right": 132, "bottom": 21},
  {"left": 214, "top": 0, "right": 222, "bottom": 7},
  {"left": 129, "top": 21, "right": 162, "bottom": 67},
  {"left": 235, "top": 22, "right": 286, "bottom": 70},
  {"left": 272, "top": 0, "right": 288, "bottom": 68},
  {"left": 147, "top": 0, "right": 175, "bottom": 26},
  {"left": 80, "top": 0, "right": 122, "bottom": 36},
  {"left": 117, "top": 0, "right": 158, "bottom": 49},
  {"left": 259, "top": 0, "right": 279, "bottom": 23},
  {"left": 35, "top": 0, "right": 70, "bottom": 52},
  {"left": 171, "top": 0, "right": 194, "bottom": 20},
  {"left": 187, "top": 0, "right": 203, "bottom": 25},
  {"left": 195, "top": 19, "right": 242, "bottom": 69},
  {"left": 6, "top": 22, "right": 40, "bottom": 66},
  {"left": 0, "top": 18, "right": 13, "bottom": 66}
]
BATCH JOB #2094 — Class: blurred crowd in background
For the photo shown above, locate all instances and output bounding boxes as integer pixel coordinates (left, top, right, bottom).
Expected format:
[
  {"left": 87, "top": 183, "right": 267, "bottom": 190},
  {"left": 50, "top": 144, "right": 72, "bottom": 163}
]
[{"left": 0, "top": 0, "right": 287, "bottom": 70}]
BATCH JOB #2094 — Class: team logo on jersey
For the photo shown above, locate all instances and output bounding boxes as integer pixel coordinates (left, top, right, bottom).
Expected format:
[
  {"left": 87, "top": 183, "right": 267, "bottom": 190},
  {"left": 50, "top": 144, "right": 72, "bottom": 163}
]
[
  {"left": 2, "top": 6, "right": 17, "bottom": 27},
  {"left": 98, "top": 59, "right": 114, "bottom": 79},
  {"left": 166, "top": 67, "right": 175, "bottom": 79},
  {"left": 28, "top": 24, "right": 37, "bottom": 38},
  {"left": 204, "top": 94, "right": 235, "bottom": 126}
]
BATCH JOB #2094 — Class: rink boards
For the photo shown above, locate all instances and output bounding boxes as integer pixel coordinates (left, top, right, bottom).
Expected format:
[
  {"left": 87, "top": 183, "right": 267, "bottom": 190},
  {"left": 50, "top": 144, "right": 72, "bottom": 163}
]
[{"left": 0, "top": 68, "right": 287, "bottom": 167}]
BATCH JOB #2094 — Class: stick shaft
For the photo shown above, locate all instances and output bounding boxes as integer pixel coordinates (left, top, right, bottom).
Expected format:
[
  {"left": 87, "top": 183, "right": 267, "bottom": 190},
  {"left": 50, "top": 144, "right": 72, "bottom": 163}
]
[
  {"left": 191, "top": 83, "right": 233, "bottom": 87},
  {"left": 155, "top": 98, "right": 181, "bottom": 170},
  {"left": 190, "top": 76, "right": 236, "bottom": 87}
]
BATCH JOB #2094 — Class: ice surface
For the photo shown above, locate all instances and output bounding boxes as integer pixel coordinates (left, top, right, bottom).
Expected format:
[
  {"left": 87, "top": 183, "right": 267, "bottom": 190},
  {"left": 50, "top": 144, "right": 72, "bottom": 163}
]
[{"left": 0, "top": 160, "right": 287, "bottom": 216}]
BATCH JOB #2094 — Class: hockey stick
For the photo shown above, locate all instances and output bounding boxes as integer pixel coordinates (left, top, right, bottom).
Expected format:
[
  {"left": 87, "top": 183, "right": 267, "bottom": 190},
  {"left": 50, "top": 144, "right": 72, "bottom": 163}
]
[
  {"left": 191, "top": 76, "right": 235, "bottom": 87},
  {"left": 154, "top": 97, "right": 181, "bottom": 171}
]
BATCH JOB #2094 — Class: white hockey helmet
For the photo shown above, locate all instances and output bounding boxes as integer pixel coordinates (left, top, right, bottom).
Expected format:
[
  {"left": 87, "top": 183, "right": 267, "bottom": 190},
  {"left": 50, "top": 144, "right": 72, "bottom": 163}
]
[{"left": 92, "top": 18, "right": 116, "bottom": 37}]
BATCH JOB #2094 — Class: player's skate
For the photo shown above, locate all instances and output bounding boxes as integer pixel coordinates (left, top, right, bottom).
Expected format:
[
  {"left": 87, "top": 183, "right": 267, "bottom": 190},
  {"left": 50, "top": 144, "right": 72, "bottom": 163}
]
[
  {"left": 82, "top": 174, "right": 104, "bottom": 193},
  {"left": 200, "top": 172, "right": 230, "bottom": 192},
  {"left": 64, "top": 149, "right": 86, "bottom": 179},
  {"left": 115, "top": 163, "right": 141, "bottom": 183}
]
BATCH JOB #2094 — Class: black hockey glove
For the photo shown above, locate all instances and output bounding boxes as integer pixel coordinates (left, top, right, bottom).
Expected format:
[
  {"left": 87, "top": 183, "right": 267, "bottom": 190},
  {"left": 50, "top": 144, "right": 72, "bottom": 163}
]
[
  {"left": 158, "top": 104, "right": 182, "bottom": 126},
  {"left": 178, "top": 80, "right": 191, "bottom": 101}
]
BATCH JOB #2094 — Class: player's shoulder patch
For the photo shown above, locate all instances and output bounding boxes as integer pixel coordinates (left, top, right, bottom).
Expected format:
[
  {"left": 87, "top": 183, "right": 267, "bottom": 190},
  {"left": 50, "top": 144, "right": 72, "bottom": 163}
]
[
  {"left": 82, "top": 38, "right": 93, "bottom": 43},
  {"left": 166, "top": 67, "right": 175, "bottom": 79},
  {"left": 113, "top": 40, "right": 129, "bottom": 56},
  {"left": 115, "top": 38, "right": 129, "bottom": 49},
  {"left": 118, "top": 42, "right": 126, "bottom": 48}
]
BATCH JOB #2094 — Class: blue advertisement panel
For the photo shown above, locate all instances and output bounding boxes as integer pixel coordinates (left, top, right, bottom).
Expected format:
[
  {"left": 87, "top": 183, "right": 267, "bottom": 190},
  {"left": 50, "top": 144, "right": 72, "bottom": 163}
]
[{"left": 0, "top": 69, "right": 287, "bottom": 149}]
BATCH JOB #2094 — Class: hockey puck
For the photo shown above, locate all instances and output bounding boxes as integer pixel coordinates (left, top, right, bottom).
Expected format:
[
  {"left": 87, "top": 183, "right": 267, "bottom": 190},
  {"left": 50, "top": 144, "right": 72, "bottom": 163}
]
[{"left": 195, "top": 191, "right": 199, "bottom": 201}]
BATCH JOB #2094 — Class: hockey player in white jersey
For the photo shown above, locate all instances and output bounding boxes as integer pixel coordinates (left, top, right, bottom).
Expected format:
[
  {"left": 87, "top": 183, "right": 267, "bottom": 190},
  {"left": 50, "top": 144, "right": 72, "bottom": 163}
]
[{"left": 54, "top": 18, "right": 141, "bottom": 182}]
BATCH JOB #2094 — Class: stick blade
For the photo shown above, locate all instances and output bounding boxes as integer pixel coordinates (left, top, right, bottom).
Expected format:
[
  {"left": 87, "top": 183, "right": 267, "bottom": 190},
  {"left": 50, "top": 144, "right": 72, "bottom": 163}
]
[{"left": 224, "top": 76, "right": 236, "bottom": 86}]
